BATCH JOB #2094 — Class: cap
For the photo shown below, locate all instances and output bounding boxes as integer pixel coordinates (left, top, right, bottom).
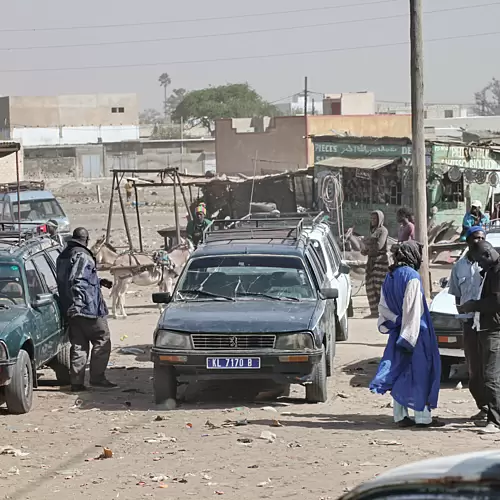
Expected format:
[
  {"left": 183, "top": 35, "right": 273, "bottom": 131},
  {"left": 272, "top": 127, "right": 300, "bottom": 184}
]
[
  {"left": 471, "top": 200, "right": 482, "bottom": 208},
  {"left": 466, "top": 226, "right": 484, "bottom": 239}
]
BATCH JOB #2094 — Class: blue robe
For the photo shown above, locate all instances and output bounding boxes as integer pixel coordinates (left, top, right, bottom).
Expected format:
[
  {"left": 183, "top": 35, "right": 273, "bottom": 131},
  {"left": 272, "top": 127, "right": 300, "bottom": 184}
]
[{"left": 369, "top": 266, "right": 441, "bottom": 412}]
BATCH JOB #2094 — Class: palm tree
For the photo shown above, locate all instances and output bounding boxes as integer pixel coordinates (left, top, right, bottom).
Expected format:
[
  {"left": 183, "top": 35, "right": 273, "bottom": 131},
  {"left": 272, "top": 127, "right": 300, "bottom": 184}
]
[{"left": 158, "top": 73, "right": 172, "bottom": 121}]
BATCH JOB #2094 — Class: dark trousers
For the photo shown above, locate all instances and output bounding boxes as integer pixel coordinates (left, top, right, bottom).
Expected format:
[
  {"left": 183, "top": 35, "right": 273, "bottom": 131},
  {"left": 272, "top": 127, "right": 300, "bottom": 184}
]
[
  {"left": 463, "top": 322, "right": 488, "bottom": 411},
  {"left": 68, "top": 316, "right": 111, "bottom": 386},
  {"left": 481, "top": 329, "right": 500, "bottom": 427}
]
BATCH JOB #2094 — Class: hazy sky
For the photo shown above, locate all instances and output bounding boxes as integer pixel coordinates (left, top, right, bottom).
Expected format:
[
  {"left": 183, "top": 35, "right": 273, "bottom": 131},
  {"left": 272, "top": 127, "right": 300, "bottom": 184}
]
[{"left": 1, "top": 0, "right": 498, "bottom": 111}]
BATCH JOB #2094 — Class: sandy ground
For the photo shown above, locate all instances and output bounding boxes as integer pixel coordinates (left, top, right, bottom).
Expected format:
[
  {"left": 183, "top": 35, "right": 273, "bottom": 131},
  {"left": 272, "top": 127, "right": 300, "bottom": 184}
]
[{"left": 0, "top": 182, "right": 489, "bottom": 500}]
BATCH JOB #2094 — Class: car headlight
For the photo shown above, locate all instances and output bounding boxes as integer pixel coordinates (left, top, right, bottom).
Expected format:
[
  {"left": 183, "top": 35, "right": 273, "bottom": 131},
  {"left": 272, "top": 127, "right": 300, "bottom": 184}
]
[
  {"left": 430, "top": 313, "right": 462, "bottom": 331},
  {"left": 155, "top": 330, "right": 191, "bottom": 349},
  {"left": 275, "top": 333, "right": 314, "bottom": 350}
]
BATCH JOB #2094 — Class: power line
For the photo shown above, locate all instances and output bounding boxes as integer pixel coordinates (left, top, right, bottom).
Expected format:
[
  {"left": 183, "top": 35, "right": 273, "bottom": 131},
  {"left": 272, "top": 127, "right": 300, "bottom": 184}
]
[
  {"left": 0, "top": 0, "right": 399, "bottom": 34},
  {"left": 1, "top": 29, "right": 499, "bottom": 74},
  {"left": 2, "top": 2, "right": 497, "bottom": 52}
]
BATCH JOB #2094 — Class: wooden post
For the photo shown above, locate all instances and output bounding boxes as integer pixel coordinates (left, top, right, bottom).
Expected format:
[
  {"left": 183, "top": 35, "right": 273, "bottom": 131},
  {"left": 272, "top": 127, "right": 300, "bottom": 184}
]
[
  {"left": 133, "top": 182, "right": 143, "bottom": 252},
  {"left": 172, "top": 173, "right": 181, "bottom": 244},
  {"left": 117, "top": 175, "right": 133, "bottom": 250},
  {"left": 291, "top": 175, "right": 298, "bottom": 212},
  {"left": 96, "top": 185, "right": 102, "bottom": 203},
  {"left": 105, "top": 173, "right": 116, "bottom": 243},
  {"left": 410, "top": 0, "right": 431, "bottom": 297}
]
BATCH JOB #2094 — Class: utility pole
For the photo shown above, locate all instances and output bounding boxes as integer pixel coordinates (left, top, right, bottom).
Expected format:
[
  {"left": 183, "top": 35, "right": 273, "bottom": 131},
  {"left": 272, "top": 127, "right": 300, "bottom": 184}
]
[
  {"left": 410, "top": 0, "right": 430, "bottom": 297},
  {"left": 304, "top": 76, "right": 308, "bottom": 116}
]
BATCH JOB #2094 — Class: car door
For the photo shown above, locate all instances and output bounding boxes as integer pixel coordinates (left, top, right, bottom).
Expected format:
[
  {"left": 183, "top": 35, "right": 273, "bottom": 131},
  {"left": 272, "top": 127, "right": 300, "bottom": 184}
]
[
  {"left": 305, "top": 247, "right": 336, "bottom": 350},
  {"left": 26, "top": 257, "right": 61, "bottom": 364},
  {"left": 326, "top": 231, "right": 351, "bottom": 318}
]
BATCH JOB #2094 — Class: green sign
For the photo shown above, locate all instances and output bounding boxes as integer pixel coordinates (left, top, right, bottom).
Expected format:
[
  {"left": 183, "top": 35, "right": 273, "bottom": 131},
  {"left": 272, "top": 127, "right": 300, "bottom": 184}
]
[{"left": 432, "top": 144, "right": 500, "bottom": 170}]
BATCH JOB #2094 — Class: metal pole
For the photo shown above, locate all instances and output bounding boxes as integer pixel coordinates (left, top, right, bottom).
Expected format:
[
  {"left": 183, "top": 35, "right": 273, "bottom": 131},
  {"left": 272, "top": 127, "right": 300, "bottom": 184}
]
[
  {"left": 133, "top": 182, "right": 143, "bottom": 252},
  {"left": 15, "top": 150, "right": 21, "bottom": 243},
  {"left": 248, "top": 151, "right": 258, "bottom": 216},
  {"left": 172, "top": 173, "right": 181, "bottom": 244},
  {"left": 304, "top": 76, "right": 308, "bottom": 116},
  {"left": 117, "top": 175, "right": 133, "bottom": 250},
  {"left": 105, "top": 172, "right": 116, "bottom": 244},
  {"left": 176, "top": 171, "right": 192, "bottom": 221},
  {"left": 410, "top": 0, "right": 430, "bottom": 297}
]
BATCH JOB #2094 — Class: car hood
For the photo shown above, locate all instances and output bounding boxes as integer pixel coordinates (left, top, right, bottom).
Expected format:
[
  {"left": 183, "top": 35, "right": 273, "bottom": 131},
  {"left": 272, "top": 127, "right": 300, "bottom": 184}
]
[
  {"left": 429, "top": 287, "right": 457, "bottom": 315},
  {"left": 159, "top": 300, "right": 317, "bottom": 333},
  {"left": 0, "top": 307, "right": 26, "bottom": 335}
]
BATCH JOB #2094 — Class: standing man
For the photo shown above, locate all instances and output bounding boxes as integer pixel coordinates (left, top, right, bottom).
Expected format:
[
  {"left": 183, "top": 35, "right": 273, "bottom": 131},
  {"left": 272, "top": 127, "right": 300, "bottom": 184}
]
[
  {"left": 460, "top": 201, "right": 488, "bottom": 240},
  {"left": 458, "top": 240, "right": 500, "bottom": 434},
  {"left": 46, "top": 219, "right": 65, "bottom": 247},
  {"left": 448, "top": 226, "right": 487, "bottom": 421},
  {"left": 56, "top": 227, "right": 116, "bottom": 392},
  {"left": 396, "top": 207, "right": 415, "bottom": 243},
  {"left": 186, "top": 204, "right": 211, "bottom": 248}
]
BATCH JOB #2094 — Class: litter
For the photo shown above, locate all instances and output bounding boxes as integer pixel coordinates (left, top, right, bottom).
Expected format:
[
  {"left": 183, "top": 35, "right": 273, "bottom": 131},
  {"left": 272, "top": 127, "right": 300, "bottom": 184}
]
[
  {"left": 0, "top": 446, "right": 29, "bottom": 457},
  {"left": 259, "top": 431, "right": 276, "bottom": 443},
  {"left": 119, "top": 347, "right": 145, "bottom": 355}
]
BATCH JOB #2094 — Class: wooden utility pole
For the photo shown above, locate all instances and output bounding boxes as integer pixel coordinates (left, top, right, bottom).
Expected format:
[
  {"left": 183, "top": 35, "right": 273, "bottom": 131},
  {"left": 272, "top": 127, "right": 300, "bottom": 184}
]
[
  {"left": 304, "top": 76, "right": 308, "bottom": 116},
  {"left": 410, "top": 0, "right": 430, "bottom": 297}
]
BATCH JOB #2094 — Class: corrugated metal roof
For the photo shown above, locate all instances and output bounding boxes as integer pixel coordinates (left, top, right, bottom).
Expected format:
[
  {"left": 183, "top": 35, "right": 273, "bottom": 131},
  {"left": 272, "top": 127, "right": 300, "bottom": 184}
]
[
  {"left": 315, "top": 157, "right": 396, "bottom": 170},
  {"left": 0, "top": 141, "right": 21, "bottom": 158}
]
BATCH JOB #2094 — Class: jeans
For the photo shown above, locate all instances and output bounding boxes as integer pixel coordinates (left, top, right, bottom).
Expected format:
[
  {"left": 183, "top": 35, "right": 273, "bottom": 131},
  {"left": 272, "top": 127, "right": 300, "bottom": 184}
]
[{"left": 393, "top": 399, "right": 432, "bottom": 425}]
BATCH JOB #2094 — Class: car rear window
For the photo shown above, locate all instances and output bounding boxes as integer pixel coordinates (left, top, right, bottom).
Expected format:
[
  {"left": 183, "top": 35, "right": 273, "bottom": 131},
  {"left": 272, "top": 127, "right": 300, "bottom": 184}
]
[{"left": 13, "top": 198, "right": 65, "bottom": 221}]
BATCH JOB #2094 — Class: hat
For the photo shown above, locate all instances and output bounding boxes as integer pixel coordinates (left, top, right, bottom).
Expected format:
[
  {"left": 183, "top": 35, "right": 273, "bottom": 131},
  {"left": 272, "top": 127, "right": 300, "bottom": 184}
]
[
  {"left": 46, "top": 219, "right": 58, "bottom": 228},
  {"left": 471, "top": 200, "right": 482, "bottom": 208},
  {"left": 465, "top": 226, "right": 484, "bottom": 239},
  {"left": 195, "top": 204, "right": 206, "bottom": 215}
]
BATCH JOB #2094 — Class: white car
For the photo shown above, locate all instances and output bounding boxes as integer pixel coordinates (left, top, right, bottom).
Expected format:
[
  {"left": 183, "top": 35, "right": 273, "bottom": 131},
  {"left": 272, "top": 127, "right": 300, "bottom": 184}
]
[
  {"left": 429, "top": 230, "right": 500, "bottom": 380},
  {"left": 339, "top": 450, "right": 500, "bottom": 499}
]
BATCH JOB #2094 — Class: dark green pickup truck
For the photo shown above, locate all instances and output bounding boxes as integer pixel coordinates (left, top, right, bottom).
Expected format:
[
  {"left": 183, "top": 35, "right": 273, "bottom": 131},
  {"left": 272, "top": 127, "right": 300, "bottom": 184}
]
[{"left": 0, "top": 233, "right": 70, "bottom": 414}]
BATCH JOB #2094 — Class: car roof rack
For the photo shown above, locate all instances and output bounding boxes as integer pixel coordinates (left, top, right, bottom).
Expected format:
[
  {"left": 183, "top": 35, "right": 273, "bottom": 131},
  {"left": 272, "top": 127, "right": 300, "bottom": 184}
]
[
  {"left": 202, "top": 212, "right": 326, "bottom": 245},
  {"left": 0, "top": 222, "right": 51, "bottom": 248},
  {"left": 0, "top": 180, "right": 45, "bottom": 194}
]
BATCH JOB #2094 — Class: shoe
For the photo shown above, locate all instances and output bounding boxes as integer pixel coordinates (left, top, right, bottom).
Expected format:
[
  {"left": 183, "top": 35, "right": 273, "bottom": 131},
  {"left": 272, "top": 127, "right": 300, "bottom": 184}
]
[
  {"left": 90, "top": 379, "right": 119, "bottom": 389},
  {"left": 396, "top": 417, "right": 415, "bottom": 428},
  {"left": 415, "top": 419, "right": 445, "bottom": 429},
  {"left": 71, "top": 384, "right": 87, "bottom": 392},
  {"left": 471, "top": 409, "right": 488, "bottom": 421},
  {"left": 477, "top": 422, "right": 500, "bottom": 434}
]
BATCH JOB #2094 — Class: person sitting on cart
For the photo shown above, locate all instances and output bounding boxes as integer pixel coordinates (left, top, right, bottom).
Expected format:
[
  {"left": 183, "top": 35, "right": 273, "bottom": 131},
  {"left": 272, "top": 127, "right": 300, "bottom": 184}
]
[
  {"left": 460, "top": 200, "right": 489, "bottom": 241},
  {"left": 186, "top": 204, "right": 211, "bottom": 247}
]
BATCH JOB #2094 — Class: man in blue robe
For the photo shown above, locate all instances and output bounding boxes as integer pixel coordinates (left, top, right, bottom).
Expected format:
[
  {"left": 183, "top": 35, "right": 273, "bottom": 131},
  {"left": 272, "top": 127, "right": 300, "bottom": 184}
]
[{"left": 369, "top": 241, "right": 444, "bottom": 428}]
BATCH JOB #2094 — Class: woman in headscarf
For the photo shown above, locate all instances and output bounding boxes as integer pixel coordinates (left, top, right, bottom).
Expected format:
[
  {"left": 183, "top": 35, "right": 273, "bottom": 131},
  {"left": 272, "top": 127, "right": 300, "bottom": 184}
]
[
  {"left": 369, "top": 241, "right": 443, "bottom": 429},
  {"left": 363, "top": 210, "right": 389, "bottom": 317}
]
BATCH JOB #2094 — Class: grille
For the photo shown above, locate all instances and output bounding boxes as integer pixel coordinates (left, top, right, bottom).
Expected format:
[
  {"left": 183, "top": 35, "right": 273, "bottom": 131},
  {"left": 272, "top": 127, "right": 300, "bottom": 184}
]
[{"left": 191, "top": 334, "right": 276, "bottom": 350}]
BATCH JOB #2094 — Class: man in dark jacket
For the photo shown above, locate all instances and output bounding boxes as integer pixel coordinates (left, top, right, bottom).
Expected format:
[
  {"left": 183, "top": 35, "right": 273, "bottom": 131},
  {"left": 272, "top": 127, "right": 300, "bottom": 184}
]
[
  {"left": 56, "top": 227, "right": 116, "bottom": 392},
  {"left": 458, "top": 240, "right": 500, "bottom": 434}
]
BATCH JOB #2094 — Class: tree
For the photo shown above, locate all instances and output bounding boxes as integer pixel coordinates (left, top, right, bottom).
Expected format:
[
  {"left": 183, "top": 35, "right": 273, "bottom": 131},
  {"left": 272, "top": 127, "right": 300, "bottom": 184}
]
[
  {"left": 474, "top": 78, "right": 500, "bottom": 116},
  {"left": 139, "top": 108, "right": 163, "bottom": 125},
  {"left": 172, "top": 83, "right": 282, "bottom": 134},
  {"left": 166, "top": 88, "right": 187, "bottom": 120},
  {"left": 158, "top": 72, "right": 172, "bottom": 121}
]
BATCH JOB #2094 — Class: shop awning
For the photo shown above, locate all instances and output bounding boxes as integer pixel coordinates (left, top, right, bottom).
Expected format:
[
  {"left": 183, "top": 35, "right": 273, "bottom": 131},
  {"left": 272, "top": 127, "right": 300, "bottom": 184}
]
[
  {"left": 0, "top": 141, "right": 21, "bottom": 159},
  {"left": 315, "top": 157, "right": 397, "bottom": 170}
]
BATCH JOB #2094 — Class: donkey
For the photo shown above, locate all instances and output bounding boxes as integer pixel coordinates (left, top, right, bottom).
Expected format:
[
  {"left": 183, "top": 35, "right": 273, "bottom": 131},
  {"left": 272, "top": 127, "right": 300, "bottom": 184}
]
[{"left": 91, "top": 238, "right": 194, "bottom": 318}]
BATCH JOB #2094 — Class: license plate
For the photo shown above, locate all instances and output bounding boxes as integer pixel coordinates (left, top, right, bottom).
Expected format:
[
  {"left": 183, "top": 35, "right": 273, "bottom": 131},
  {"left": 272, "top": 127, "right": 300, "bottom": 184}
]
[
  {"left": 206, "top": 357, "right": 261, "bottom": 369},
  {"left": 438, "top": 336, "right": 457, "bottom": 343}
]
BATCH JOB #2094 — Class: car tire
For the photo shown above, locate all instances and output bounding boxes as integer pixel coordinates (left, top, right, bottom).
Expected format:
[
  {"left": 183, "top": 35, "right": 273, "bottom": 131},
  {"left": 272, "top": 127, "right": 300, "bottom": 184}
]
[
  {"left": 306, "top": 345, "right": 328, "bottom": 403},
  {"left": 47, "top": 343, "right": 71, "bottom": 386},
  {"left": 440, "top": 356, "right": 453, "bottom": 383},
  {"left": 5, "top": 349, "right": 34, "bottom": 414},
  {"left": 336, "top": 314, "right": 349, "bottom": 342},
  {"left": 153, "top": 362, "right": 177, "bottom": 406}
]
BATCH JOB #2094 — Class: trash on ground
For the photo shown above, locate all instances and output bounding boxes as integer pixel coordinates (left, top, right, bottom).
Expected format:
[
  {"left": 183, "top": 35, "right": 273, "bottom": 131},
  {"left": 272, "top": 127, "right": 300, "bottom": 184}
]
[
  {"left": 271, "top": 419, "right": 283, "bottom": 427},
  {"left": 237, "top": 438, "right": 253, "bottom": 444},
  {"left": 369, "top": 439, "right": 402, "bottom": 446},
  {"left": 0, "top": 446, "right": 29, "bottom": 457},
  {"left": 261, "top": 406, "right": 278, "bottom": 412},
  {"left": 119, "top": 347, "right": 145, "bottom": 355},
  {"left": 260, "top": 431, "right": 277, "bottom": 443}
]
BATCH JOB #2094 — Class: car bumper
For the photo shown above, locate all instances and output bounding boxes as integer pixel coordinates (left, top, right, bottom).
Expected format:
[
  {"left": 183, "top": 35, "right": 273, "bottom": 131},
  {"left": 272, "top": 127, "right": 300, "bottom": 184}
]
[
  {"left": 0, "top": 360, "right": 15, "bottom": 386},
  {"left": 151, "top": 347, "right": 323, "bottom": 384},
  {"left": 435, "top": 330, "right": 465, "bottom": 358}
]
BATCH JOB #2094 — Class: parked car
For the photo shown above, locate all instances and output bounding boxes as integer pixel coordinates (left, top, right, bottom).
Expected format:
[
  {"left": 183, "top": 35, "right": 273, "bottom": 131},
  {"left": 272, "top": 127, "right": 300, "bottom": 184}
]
[
  {"left": 151, "top": 217, "right": 352, "bottom": 405},
  {"left": 338, "top": 450, "right": 500, "bottom": 499},
  {"left": 0, "top": 232, "right": 70, "bottom": 414},
  {"left": 429, "top": 230, "right": 500, "bottom": 380},
  {"left": 0, "top": 181, "right": 71, "bottom": 238}
]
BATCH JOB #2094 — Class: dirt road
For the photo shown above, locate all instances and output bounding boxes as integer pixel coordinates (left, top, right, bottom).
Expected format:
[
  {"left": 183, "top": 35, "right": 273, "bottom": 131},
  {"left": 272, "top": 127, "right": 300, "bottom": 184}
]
[{"left": 0, "top": 181, "right": 490, "bottom": 499}]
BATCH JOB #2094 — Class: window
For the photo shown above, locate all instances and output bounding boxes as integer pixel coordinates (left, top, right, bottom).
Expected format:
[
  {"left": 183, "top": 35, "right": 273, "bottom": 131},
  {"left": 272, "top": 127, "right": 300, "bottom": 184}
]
[
  {"left": 326, "top": 232, "right": 342, "bottom": 266},
  {"left": 46, "top": 248, "right": 61, "bottom": 268},
  {"left": 0, "top": 263, "right": 24, "bottom": 304},
  {"left": 444, "top": 109, "right": 454, "bottom": 118},
  {"left": 310, "top": 240, "right": 327, "bottom": 275},
  {"left": 13, "top": 198, "right": 65, "bottom": 222},
  {"left": 111, "top": 107, "right": 125, "bottom": 113},
  {"left": 441, "top": 173, "right": 464, "bottom": 203},
  {"left": 423, "top": 110, "right": 428, "bottom": 119},
  {"left": 33, "top": 254, "right": 58, "bottom": 292},
  {"left": 25, "top": 261, "right": 45, "bottom": 300},
  {"left": 306, "top": 248, "right": 325, "bottom": 286}
]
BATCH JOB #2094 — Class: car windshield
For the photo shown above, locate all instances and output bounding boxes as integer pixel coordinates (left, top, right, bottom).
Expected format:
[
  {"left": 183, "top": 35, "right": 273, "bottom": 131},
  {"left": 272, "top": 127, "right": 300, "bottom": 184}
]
[
  {"left": 13, "top": 199, "right": 65, "bottom": 221},
  {"left": 176, "top": 255, "right": 315, "bottom": 301},
  {"left": 0, "top": 263, "right": 25, "bottom": 304}
]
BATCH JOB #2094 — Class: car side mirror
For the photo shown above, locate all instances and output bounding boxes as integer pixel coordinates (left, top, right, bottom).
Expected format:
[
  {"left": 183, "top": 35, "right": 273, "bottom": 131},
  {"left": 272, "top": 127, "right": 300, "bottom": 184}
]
[
  {"left": 439, "top": 277, "right": 449, "bottom": 289},
  {"left": 339, "top": 262, "right": 351, "bottom": 275},
  {"left": 320, "top": 287, "right": 339, "bottom": 300},
  {"left": 33, "top": 293, "right": 54, "bottom": 308},
  {"left": 152, "top": 292, "right": 172, "bottom": 304}
]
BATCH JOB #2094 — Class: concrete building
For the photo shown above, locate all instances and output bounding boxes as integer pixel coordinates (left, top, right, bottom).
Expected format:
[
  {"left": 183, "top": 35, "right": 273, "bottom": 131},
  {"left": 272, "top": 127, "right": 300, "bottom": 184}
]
[
  {"left": 215, "top": 114, "right": 412, "bottom": 175},
  {"left": 0, "top": 94, "right": 140, "bottom": 146},
  {"left": 0, "top": 141, "right": 23, "bottom": 183},
  {"left": 376, "top": 101, "right": 473, "bottom": 119},
  {"left": 323, "top": 92, "right": 376, "bottom": 115}
]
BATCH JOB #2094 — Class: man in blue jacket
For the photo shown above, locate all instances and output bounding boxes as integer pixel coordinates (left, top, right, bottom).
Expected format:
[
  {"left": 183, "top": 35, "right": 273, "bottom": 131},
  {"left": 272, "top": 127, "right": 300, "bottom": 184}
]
[{"left": 56, "top": 227, "right": 116, "bottom": 392}]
